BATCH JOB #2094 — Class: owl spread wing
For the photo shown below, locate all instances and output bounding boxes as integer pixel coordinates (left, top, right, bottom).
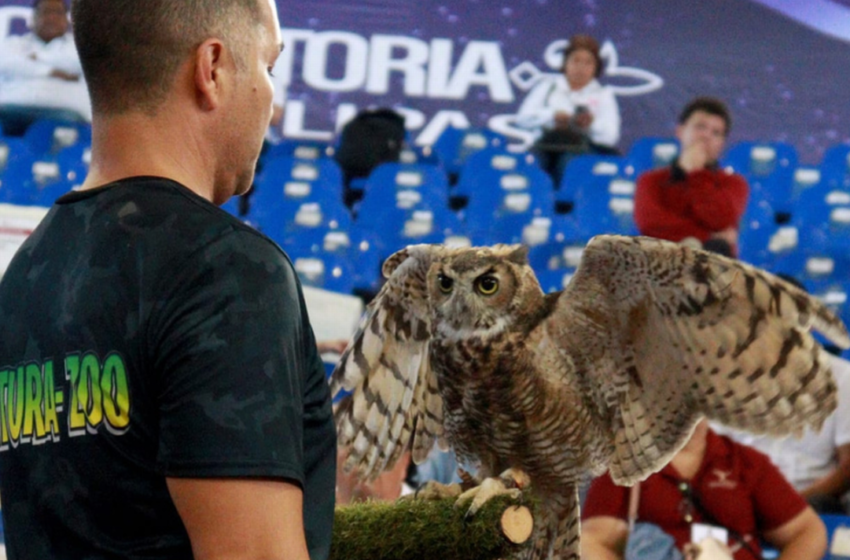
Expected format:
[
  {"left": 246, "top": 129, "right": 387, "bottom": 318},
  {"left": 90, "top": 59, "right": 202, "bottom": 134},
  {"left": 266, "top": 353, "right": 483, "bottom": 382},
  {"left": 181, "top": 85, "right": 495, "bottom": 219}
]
[
  {"left": 551, "top": 235, "right": 850, "bottom": 486},
  {"left": 330, "top": 245, "right": 446, "bottom": 480}
]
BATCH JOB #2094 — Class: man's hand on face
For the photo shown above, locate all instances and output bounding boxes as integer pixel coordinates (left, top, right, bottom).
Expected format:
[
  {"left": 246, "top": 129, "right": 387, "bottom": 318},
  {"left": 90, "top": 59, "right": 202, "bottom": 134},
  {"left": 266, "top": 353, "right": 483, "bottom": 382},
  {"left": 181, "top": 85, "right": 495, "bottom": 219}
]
[{"left": 678, "top": 142, "right": 709, "bottom": 172}]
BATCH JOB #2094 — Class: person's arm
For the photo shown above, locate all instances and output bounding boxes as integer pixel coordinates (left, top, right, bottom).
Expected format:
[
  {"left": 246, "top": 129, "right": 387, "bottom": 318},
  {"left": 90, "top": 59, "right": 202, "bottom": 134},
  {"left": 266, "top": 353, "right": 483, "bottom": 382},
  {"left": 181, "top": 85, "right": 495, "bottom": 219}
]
[
  {"left": 633, "top": 170, "right": 712, "bottom": 241},
  {"left": 749, "top": 444, "right": 826, "bottom": 560},
  {"left": 685, "top": 172, "right": 749, "bottom": 233},
  {"left": 167, "top": 478, "right": 310, "bottom": 560},
  {"left": 804, "top": 364, "right": 850, "bottom": 502},
  {"left": 801, "top": 443, "right": 850, "bottom": 500},
  {"left": 515, "top": 79, "right": 558, "bottom": 130},
  {"left": 762, "top": 506, "right": 827, "bottom": 560},
  {"left": 580, "top": 516, "right": 628, "bottom": 560},
  {"left": 588, "top": 87, "right": 620, "bottom": 148}
]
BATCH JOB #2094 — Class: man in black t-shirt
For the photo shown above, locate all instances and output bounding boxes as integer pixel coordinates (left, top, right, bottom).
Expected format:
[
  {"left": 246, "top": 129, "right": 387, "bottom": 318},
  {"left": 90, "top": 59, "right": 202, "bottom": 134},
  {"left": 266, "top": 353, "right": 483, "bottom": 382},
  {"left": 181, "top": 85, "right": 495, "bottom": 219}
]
[{"left": 0, "top": 1, "right": 336, "bottom": 559}]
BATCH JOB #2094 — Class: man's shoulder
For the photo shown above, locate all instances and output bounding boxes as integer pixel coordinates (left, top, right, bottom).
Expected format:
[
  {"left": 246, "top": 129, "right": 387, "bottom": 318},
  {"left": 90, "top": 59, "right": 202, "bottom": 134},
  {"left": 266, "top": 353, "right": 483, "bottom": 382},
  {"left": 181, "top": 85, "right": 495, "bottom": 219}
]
[
  {"left": 59, "top": 177, "right": 283, "bottom": 262},
  {"left": 636, "top": 166, "right": 673, "bottom": 183}
]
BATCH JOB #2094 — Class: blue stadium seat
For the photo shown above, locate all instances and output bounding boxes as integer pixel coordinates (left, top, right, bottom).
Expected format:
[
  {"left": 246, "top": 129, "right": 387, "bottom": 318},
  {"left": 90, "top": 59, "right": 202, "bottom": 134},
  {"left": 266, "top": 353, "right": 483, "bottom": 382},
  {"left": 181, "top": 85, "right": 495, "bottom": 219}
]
[
  {"left": 23, "top": 119, "right": 91, "bottom": 156},
  {"left": 55, "top": 143, "right": 89, "bottom": 186},
  {"left": 287, "top": 251, "right": 355, "bottom": 294},
  {"left": 821, "top": 514, "right": 850, "bottom": 559},
  {"left": 356, "top": 162, "right": 449, "bottom": 221},
  {"left": 455, "top": 151, "right": 554, "bottom": 225},
  {"left": 722, "top": 142, "right": 797, "bottom": 220},
  {"left": 819, "top": 143, "right": 850, "bottom": 189},
  {"left": 250, "top": 156, "right": 345, "bottom": 226},
  {"left": 557, "top": 155, "right": 625, "bottom": 213},
  {"left": 256, "top": 198, "right": 351, "bottom": 248},
  {"left": 432, "top": 127, "right": 507, "bottom": 180},
  {"left": 456, "top": 148, "right": 540, "bottom": 183},
  {"left": 0, "top": 137, "right": 36, "bottom": 201},
  {"left": 398, "top": 145, "right": 442, "bottom": 167},
  {"left": 262, "top": 139, "right": 333, "bottom": 163},
  {"left": 571, "top": 172, "right": 639, "bottom": 238},
  {"left": 787, "top": 166, "right": 822, "bottom": 214},
  {"left": 626, "top": 137, "right": 679, "bottom": 175},
  {"left": 770, "top": 227, "right": 850, "bottom": 288},
  {"left": 548, "top": 214, "right": 587, "bottom": 245},
  {"left": 0, "top": 139, "right": 71, "bottom": 205},
  {"left": 528, "top": 239, "right": 588, "bottom": 273},
  {"left": 31, "top": 180, "right": 74, "bottom": 207},
  {"left": 462, "top": 173, "right": 555, "bottom": 244},
  {"left": 723, "top": 141, "right": 798, "bottom": 179},
  {"left": 345, "top": 225, "right": 387, "bottom": 294},
  {"left": 534, "top": 267, "right": 576, "bottom": 294}
]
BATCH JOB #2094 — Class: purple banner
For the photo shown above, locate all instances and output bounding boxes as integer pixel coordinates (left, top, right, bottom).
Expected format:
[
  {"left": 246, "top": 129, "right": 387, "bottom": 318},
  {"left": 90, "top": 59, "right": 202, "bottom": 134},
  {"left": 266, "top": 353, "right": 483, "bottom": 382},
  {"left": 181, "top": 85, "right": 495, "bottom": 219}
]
[{"left": 2, "top": 0, "right": 849, "bottom": 163}]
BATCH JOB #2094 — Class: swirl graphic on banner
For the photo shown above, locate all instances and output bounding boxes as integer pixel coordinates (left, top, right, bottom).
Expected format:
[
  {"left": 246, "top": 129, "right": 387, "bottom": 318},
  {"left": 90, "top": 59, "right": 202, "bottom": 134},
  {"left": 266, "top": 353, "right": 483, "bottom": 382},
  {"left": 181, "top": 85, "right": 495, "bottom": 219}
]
[{"left": 509, "top": 39, "right": 663, "bottom": 97}]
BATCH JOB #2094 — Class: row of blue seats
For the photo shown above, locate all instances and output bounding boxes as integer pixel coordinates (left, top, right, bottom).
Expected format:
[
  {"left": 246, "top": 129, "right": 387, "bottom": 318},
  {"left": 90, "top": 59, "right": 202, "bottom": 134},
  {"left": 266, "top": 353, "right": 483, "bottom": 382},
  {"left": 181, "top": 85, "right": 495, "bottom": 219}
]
[
  {"left": 4, "top": 120, "right": 850, "bottom": 225},
  {"left": 3, "top": 140, "right": 847, "bottom": 288},
  {"left": 4, "top": 120, "right": 850, "bottom": 272},
  {"left": 4, "top": 117, "right": 850, "bottom": 186}
]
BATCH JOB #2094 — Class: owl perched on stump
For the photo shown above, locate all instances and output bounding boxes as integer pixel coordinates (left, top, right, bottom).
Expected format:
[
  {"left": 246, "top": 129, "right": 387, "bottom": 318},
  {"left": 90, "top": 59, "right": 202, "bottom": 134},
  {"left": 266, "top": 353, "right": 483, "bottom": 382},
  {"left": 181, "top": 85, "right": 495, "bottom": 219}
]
[{"left": 331, "top": 235, "right": 849, "bottom": 560}]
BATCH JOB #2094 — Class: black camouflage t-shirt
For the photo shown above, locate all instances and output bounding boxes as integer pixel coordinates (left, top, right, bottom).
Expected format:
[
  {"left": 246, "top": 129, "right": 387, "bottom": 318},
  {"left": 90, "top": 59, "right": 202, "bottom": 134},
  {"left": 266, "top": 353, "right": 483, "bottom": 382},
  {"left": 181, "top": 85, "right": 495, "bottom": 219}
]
[{"left": 0, "top": 177, "right": 336, "bottom": 559}]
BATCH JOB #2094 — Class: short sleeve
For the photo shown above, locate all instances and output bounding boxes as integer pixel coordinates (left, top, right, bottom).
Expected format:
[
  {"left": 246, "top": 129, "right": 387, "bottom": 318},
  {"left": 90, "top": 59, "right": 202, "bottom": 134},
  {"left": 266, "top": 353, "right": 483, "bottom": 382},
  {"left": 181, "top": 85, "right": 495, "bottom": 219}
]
[
  {"left": 745, "top": 447, "right": 808, "bottom": 532},
  {"left": 582, "top": 473, "right": 630, "bottom": 520},
  {"left": 147, "top": 229, "right": 318, "bottom": 484}
]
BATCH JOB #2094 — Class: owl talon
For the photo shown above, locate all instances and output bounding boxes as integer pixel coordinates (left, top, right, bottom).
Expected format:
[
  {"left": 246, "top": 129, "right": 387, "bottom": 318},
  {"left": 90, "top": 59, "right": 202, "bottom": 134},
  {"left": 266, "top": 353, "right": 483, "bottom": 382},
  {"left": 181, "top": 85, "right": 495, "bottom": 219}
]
[
  {"left": 411, "top": 480, "right": 463, "bottom": 501},
  {"left": 456, "top": 475, "right": 524, "bottom": 518}
]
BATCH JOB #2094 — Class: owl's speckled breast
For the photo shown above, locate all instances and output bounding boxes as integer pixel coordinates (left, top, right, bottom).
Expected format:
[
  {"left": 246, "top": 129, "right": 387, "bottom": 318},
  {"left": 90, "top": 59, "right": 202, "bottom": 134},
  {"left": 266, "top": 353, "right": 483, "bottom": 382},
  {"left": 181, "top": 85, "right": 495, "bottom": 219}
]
[{"left": 429, "top": 333, "right": 538, "bottom": 472}]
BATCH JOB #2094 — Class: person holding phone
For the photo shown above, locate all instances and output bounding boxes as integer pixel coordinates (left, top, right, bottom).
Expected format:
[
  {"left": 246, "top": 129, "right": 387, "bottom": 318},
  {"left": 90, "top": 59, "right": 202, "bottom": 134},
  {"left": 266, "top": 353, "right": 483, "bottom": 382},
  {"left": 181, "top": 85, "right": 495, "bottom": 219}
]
[{"left": 516, "top": 34, "right": 621, "bottom": 185}]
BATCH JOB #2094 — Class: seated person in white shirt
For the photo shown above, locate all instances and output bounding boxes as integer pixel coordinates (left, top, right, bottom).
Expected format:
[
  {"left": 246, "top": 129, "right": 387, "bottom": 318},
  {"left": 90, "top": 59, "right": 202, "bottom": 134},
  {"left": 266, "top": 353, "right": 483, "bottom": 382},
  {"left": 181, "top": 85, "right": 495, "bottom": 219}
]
[
  {"left": 516, "top": 34, "right": 621, "bottom": 186},
  {"left": 0, "top": 0, "right": 91, "bottom": 136}
]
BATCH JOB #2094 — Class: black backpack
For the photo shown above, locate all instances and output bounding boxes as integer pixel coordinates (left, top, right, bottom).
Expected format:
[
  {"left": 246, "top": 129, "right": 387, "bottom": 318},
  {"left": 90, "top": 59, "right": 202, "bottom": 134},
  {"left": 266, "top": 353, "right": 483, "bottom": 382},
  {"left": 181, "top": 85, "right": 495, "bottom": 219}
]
[{"left": 335, "top": 108, "right": 406, "bottom": 184}]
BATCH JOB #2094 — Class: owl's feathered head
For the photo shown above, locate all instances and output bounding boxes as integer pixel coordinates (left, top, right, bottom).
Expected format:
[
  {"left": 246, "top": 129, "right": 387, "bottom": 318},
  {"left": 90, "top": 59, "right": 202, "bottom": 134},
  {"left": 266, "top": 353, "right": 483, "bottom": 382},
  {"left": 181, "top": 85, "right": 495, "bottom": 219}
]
[{"left": 415, "top": 244, "right": 544, "bottom": 339}]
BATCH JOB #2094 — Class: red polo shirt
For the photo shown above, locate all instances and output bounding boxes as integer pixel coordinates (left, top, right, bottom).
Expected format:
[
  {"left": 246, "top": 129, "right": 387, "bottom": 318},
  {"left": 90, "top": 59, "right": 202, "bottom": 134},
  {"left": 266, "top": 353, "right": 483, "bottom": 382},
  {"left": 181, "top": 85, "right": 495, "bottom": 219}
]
[{"left": 582, "top": 430, "right": 807, "bottom": 560}]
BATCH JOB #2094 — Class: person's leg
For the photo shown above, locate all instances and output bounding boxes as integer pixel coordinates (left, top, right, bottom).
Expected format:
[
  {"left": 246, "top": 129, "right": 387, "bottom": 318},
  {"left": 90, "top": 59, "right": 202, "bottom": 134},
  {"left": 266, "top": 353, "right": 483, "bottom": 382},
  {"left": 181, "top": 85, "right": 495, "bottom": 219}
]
[{"left": 533, "top": 148, "right": 557, "bottom": 184}]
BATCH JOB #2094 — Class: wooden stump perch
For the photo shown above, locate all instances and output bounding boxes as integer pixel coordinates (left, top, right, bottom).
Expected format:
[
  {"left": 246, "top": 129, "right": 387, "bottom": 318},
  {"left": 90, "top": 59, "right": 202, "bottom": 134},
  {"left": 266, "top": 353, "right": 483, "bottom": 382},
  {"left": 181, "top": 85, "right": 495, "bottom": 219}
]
[{"left": 331, "top": 495, "right": 536, "bottom": 560}]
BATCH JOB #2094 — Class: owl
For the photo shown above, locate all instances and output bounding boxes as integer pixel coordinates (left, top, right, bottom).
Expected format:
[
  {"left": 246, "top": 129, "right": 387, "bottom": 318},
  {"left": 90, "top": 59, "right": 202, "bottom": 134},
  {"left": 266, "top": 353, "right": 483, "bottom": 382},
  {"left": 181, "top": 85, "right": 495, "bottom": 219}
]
[{"left": 331, "top": 235, "right": 850, "bottom": 560}]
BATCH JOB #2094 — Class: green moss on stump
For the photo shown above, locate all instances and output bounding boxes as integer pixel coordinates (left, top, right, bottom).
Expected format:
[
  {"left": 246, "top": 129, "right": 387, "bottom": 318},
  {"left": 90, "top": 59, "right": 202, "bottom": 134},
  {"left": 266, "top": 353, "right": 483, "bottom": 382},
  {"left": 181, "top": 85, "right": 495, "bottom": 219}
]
[{"left": 331, "top": 495, "right": 534, "bottom": 560}]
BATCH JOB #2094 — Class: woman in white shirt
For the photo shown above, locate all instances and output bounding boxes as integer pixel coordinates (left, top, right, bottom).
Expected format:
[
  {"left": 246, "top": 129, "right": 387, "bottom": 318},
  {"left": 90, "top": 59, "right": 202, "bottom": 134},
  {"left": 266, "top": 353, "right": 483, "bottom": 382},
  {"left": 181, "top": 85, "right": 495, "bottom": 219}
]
[{"left": 516, "top": 34, "right": 621, "bottom": 186}]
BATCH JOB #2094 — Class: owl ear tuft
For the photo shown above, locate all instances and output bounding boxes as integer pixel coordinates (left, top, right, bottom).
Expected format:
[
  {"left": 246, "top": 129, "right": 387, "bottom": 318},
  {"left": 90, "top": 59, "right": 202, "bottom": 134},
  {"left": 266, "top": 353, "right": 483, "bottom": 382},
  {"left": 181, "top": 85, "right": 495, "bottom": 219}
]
[
  {"left": 507, "top": 245, "right": 529, "bottom": 265},
  {"left": 382, "top": 248, "right": 412, "bottom": 279}
]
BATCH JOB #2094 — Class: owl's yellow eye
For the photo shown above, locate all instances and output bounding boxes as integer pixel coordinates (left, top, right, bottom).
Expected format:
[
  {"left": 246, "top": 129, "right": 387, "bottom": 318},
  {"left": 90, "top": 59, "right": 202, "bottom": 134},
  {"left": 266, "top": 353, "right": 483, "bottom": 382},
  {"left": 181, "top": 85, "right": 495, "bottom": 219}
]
[
  {"left": 437, "top": 273, "right": 454, "bottom": 294},
  {"left": 476, "top": 275, "right": 499, "bottom": 295}
]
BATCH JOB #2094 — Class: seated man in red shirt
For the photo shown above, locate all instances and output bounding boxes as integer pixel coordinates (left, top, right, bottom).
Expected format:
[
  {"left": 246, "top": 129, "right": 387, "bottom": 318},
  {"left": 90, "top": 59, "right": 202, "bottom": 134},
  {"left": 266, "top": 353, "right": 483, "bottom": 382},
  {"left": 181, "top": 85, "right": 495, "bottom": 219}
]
[
  {"left": 633, "top": 97, "right": 749, "bottom": 257},
  {"left": 581, "top": 420, "right": 826, "bottom": 560}
]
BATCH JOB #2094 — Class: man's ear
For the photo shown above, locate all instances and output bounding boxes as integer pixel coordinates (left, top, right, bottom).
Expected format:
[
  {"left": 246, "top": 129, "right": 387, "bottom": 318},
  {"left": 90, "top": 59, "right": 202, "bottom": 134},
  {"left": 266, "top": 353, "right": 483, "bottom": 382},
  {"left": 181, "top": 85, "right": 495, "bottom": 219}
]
[{"left": 194, "top": 38, "right": 226, "bottom": 111}]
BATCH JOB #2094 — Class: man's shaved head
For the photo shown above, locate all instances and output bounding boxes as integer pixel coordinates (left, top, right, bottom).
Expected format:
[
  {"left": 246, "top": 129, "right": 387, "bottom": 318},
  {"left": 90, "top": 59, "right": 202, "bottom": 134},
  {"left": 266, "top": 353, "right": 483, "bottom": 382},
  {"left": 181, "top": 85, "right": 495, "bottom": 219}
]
[{"left": 71, "top": 0, "right": 264, "bottom": 115}]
